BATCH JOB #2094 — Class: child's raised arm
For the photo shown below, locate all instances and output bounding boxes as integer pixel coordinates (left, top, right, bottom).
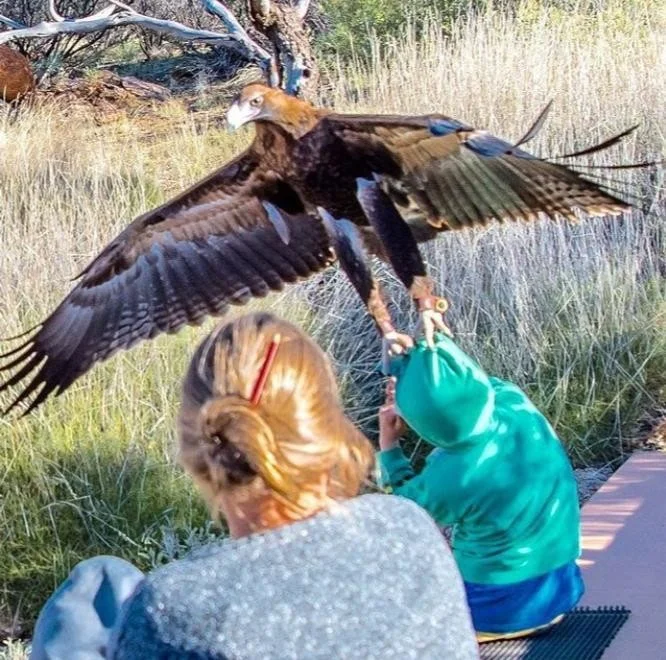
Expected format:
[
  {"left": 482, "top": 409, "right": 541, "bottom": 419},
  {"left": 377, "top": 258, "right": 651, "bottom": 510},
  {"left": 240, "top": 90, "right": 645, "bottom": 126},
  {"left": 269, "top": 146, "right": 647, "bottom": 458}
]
[
  {"left": 376, "top": 334, "right": 499, "bottom": 527},
  {"left": 378, "top": 378, "right": 406, "bottom": 452}
]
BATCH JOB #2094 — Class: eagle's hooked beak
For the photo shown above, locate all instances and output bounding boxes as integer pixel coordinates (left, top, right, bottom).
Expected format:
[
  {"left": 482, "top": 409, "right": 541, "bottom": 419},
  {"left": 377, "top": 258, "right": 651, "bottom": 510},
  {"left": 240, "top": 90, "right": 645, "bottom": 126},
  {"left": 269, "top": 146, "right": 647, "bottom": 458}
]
[{"left": 226, "top": 101, "right": 257, "bottom": 132}]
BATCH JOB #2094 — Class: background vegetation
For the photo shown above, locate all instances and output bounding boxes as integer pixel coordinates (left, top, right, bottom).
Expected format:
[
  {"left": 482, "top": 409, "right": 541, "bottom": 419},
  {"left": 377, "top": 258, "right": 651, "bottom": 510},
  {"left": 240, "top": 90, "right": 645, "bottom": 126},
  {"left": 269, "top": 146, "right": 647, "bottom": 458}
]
[{"left": 0, "top": 0, "right": 664, "bottom": 651}]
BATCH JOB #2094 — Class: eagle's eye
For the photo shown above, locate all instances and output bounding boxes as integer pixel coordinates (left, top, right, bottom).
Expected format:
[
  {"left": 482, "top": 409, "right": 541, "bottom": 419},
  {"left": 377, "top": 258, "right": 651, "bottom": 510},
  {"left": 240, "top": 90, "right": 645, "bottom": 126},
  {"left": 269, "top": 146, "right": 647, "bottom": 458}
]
[{"left": 250, "top": 96, "right": 262, "bottom": 107}]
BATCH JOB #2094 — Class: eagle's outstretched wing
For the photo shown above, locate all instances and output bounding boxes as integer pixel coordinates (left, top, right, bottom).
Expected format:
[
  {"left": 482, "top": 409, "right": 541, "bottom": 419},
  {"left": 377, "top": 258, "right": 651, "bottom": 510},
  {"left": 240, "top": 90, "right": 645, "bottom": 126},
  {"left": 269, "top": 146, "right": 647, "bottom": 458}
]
[
  {"left": 301, "top": 108, "right": 647, "bottom": 348},
  {"left": 317, "top": 110, "right": 637, "bottom": 236},
  {"left": 0, "top": 150, "right": 334, "bottom": 415}
]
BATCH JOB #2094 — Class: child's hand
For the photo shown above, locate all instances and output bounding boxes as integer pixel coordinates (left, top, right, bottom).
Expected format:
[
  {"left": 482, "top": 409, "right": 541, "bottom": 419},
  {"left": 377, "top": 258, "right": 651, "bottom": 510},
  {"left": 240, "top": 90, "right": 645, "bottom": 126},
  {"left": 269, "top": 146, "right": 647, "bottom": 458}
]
[{"left": 379, "top": 377, "right": 406, "bottom": 451}]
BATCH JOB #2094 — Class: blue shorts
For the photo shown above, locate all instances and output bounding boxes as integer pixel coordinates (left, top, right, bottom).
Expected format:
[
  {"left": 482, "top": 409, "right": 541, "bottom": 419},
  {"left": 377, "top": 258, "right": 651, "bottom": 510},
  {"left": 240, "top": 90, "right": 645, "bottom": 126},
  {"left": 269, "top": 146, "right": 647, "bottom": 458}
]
[{"left": 464, "top": 560, "right": 585, "bottom": 633}]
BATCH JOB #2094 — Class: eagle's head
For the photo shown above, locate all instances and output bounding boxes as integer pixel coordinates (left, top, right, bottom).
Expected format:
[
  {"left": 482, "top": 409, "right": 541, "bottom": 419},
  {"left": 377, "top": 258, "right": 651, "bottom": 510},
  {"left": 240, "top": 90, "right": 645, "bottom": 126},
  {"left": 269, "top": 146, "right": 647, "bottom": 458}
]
[{"left": 226, "top": 83, "right": 318, "bottom": 137}]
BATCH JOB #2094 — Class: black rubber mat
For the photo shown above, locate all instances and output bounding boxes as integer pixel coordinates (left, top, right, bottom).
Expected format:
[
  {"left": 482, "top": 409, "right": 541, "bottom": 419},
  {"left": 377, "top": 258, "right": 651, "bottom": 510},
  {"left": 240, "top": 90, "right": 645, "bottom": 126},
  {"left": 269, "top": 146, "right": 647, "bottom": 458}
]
[{"left": 479, "top": 606, "right": 631, "bottom": 660}]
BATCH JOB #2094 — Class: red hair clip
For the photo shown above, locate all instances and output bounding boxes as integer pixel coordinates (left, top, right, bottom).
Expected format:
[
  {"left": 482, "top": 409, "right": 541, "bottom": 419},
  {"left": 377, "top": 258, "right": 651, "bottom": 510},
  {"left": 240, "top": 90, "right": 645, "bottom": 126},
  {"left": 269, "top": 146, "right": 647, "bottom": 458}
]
[{"left": 250, "top": 333, "right": 282, "bottom": 406}]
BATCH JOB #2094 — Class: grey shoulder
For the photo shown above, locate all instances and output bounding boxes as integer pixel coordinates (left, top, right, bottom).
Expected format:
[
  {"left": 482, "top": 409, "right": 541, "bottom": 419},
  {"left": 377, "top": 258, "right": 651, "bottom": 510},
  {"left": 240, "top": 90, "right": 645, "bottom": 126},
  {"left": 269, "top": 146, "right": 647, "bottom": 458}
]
[{"left": 350, "top": 493, "right": 446, "bottom": 533}]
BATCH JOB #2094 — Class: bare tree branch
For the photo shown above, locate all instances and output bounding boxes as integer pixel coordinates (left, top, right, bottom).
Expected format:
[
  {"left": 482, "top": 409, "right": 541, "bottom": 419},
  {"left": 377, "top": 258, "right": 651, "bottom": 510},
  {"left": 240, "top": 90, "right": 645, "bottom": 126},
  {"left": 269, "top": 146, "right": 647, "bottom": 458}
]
[
  {"left": 0, "top": 14, "right": 27, "bottom": 29},
  {"left": 0, "top": 6, "right": 245, "bottom": 53},
  {"left": 47, "top": 0, "right": 66, "bottom": 22},
  {"left": 295, "top": 0, "right": 311, "bottom": 21},
  {"left": 201, "top": 0, "right": 275, "bottom": 80},
  {"left": 0, "top": 1, "right": 317, "bottom": 97},
  {"left": 107, "top": 0, "right": 136, "bottom": 12},
  {"left": 201, "top": 0, "right": 271, "bottom": 58}
]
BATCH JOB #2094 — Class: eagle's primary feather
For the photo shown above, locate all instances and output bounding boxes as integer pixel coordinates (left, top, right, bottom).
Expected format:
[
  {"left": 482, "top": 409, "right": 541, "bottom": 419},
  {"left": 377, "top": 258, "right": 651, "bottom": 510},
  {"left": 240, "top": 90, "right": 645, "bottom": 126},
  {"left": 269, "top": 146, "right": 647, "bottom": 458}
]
[{"left": 1, "top": 83, "right": 647, "bottom": 415}]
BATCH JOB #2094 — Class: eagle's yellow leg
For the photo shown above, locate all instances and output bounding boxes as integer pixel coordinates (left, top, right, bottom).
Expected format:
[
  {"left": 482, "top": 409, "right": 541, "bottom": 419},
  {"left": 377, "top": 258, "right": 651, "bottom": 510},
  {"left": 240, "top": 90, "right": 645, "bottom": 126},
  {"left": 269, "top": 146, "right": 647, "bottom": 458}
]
[{"left": 410, "top": 276, "right": 452, "bottom": 346}]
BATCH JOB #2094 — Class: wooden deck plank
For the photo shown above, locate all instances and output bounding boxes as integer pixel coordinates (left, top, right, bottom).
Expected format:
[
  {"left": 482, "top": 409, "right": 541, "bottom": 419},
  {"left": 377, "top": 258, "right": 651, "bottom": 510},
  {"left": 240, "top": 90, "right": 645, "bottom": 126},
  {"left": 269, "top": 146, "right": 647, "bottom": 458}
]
[{"left": 578, "top": 451, "right": 666, "bottom": 659}]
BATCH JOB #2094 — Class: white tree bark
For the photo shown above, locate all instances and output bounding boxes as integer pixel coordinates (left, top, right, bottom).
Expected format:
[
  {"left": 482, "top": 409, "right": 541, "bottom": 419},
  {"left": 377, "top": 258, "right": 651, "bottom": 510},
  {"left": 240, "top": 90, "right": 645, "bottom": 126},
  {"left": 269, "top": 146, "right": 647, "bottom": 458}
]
[
  {"left": 0, "top": 15, "right": 27, "bottom": 29},
  {"left": 295, "top": 0, "right": 312, "bottom": 20},
  {"left": 0, "top": 1, "right": 316, "bottom": 96},
  {"left": 0, "top": 2, "right": 269, "bottom": 64},
  {"left": 0, "top": 14, "right": 235, "bottom": 49},
  {"left": 47, "top": 0, "right": 66, "bottom": 22},
  {"left": 201, "top": 0, "right": 273, "bottom": 68}
]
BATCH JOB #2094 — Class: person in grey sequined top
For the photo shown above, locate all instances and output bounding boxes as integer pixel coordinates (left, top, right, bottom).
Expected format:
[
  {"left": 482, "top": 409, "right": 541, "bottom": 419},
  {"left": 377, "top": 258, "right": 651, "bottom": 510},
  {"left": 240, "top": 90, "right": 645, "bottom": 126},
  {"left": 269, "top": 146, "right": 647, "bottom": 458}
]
[
  {"left": 110, "top": 493, "right": 478, "bottom": 659},
  {"left": 32, "top": 312, "right": 478, "bottom": 660}
]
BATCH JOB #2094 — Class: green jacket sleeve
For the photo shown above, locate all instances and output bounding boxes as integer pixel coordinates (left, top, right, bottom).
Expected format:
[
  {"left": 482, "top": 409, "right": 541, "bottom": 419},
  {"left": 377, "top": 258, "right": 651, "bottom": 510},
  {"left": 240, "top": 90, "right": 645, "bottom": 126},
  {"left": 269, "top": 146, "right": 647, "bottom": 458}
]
[
  {"left": 377, "top": 446, "right": 415, "bottom": 487},
  {"left": 376, "top": 447, "right": 459, "bottom": 527}
]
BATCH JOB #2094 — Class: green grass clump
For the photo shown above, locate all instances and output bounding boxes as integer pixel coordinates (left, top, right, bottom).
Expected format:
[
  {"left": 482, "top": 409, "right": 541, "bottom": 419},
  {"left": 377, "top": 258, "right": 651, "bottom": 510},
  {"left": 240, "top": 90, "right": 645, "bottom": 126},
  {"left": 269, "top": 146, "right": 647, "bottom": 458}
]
[{"left": 0, "top": 332, "right": 208, "bottom": 629}]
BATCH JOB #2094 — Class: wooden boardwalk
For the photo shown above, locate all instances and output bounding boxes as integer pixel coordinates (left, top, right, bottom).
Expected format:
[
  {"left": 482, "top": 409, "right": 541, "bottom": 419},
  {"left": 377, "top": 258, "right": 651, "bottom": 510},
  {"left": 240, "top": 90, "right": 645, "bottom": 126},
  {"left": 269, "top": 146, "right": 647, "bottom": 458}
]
[{"left": 578, "top": 451, "right": 666, "bottom": 659}]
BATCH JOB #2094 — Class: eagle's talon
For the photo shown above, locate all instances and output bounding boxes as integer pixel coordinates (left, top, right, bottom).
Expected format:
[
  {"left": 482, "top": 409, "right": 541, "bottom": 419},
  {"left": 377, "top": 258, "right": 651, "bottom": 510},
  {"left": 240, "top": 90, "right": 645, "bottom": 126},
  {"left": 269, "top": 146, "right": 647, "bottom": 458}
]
[
  {"left": 381, "top": 330, "right": 414, "bottom": 373},
  {"left": 420, "top": 309, "right": 452, "bottom": 347},
  {"left": 415, "top": 295, "right": 452, "bottom": 346},
  {"left": 382, "top": 330, "right": 414, "bottom": 355}
]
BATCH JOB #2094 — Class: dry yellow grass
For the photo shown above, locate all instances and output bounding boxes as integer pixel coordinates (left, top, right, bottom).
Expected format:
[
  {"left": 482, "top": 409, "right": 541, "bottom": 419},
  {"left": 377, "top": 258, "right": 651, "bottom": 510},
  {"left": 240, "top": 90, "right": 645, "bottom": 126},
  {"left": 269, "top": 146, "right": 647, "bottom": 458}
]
[{"left": 0, "top": 0, "right": 664, "bottom": 642}]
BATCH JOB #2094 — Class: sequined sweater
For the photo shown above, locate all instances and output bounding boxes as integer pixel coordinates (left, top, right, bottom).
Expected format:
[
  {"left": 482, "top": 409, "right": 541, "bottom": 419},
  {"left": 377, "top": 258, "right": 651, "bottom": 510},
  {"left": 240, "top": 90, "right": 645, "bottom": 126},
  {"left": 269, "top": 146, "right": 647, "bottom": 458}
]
[{"left": 109, "top": 494, "right": 479, "bottom": 659}]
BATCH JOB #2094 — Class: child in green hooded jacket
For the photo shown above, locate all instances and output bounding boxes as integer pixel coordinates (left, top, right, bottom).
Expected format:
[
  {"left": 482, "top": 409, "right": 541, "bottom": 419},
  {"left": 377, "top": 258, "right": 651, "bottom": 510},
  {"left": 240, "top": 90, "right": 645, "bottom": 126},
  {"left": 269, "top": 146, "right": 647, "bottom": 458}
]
[{"left": 377, "top": 333, "right": 584, "bottom": 642}]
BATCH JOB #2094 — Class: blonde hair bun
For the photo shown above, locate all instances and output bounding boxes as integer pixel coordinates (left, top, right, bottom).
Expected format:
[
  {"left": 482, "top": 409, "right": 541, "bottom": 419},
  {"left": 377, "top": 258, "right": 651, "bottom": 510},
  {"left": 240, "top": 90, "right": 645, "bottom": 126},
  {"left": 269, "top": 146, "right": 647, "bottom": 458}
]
[
  {"left": 178, "top": 312, "right": 374, "bottom": 522},
  {"left": 201, "top": 396, "right": 263, "bottom": 486}
]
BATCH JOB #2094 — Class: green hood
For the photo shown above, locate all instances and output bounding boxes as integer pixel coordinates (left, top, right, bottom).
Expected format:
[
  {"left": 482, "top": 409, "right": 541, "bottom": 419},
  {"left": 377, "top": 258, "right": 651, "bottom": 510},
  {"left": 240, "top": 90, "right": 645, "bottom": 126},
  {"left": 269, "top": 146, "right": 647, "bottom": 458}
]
[{"left": 388, "top": 334, "right": 496, "bottom": 450}]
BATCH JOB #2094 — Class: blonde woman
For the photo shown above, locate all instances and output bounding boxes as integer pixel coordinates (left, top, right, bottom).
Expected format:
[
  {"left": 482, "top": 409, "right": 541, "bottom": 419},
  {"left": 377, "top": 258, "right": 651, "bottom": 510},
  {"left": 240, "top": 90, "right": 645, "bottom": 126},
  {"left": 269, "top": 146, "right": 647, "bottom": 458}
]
[{"left": 32, "top": 312, "right": 478, "bottom": 660}]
